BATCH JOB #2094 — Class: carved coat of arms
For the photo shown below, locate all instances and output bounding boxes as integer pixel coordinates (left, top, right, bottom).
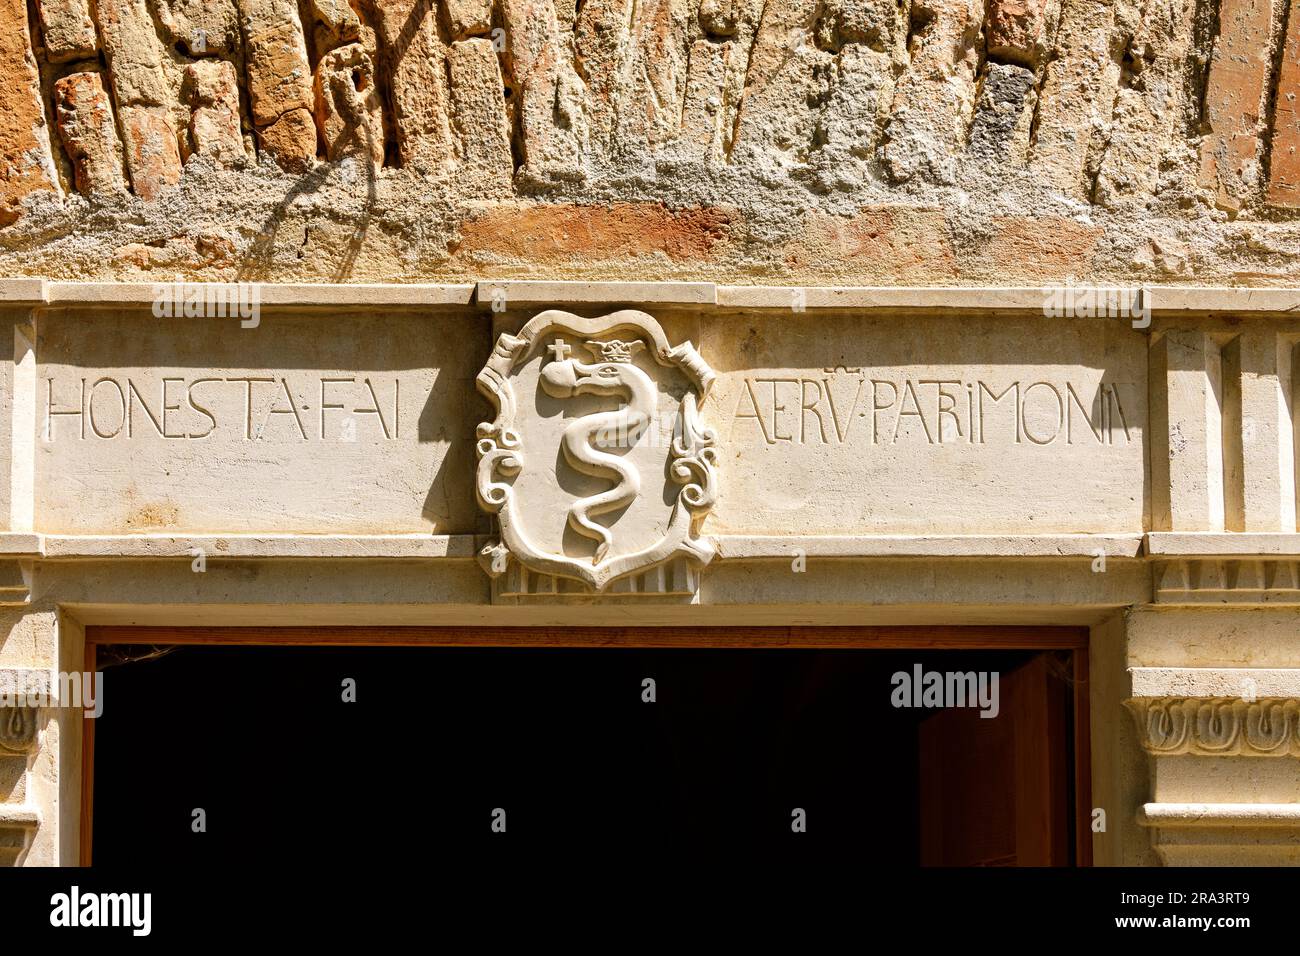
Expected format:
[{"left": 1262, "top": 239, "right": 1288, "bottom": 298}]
[{"left": 475, "top": 309, "right": 718, "bottom": 591}]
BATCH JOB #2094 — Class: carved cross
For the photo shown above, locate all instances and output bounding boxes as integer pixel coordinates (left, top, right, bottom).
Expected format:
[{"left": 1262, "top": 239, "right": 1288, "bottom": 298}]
[{"left": 548, "top": 338, "right": 572, "bottom": 362}]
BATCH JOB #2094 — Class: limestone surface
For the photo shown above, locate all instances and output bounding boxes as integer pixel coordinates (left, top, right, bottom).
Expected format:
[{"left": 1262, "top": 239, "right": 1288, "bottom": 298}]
[{"left": 0, "top": 0, "right": 1297, "bottom": 283}]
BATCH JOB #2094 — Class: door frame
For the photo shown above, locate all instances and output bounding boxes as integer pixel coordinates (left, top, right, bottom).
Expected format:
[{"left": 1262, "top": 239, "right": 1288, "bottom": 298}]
[{"left": 80, "top": 625, "right": 1091, "bottom": 866}]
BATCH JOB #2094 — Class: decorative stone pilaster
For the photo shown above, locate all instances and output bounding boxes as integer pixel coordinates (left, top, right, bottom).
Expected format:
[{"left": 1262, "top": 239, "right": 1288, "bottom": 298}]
[
  {"left": 1128, "top": 677, "right": 1300, "bottom": 864},
  {"left": 0, "top": 668, "right": 46, "bottom": 866}
]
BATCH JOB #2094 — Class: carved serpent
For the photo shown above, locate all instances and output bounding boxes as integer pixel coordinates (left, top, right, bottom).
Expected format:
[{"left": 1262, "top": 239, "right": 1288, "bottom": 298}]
[{"left": 540, "top": 340, "right": 655, "bottom": 562}]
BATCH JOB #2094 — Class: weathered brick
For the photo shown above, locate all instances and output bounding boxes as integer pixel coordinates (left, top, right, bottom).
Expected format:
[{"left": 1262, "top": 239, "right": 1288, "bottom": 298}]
[
  {"left": 880, "top": 0, "right": 983, "bottom": 184},
  {"left": 1028, "top": 0, "right": 1119, "bottom": 198},
  {"left": 626, "top": 0, "right": 692, "bottom": 147},
  {"left": 969, "top": 61, "right": 1038, "bottom": 163},
  {"left": 986, "top": 0, "right": 1059, "bottom": 65},
  {"left": 815, "top": 0, "right": 902, "bottom": 49},
  {"left": 731, "top": 0, "right": 822, "bottom": 162},
  {"left": 784, "top": 208, "right": 958, "bottom": 282},
  {"left": 118, "top": 106, "right": 183, "bottom": 200},
  {"left": 314, "top": 43, "right": 385, "bottom": 166},
  {"left": 810, "top": 43, "right": 898, "bottom": 167},
  {"left": 238, "top": 0, "right": 315, "bottom": 127},
  {"left": 0, "top": 0, "right": 58, "bottom": 224},
  {"left": 1267, "top": 0, "right": 1300, "bottom": 207},
  {"left": 257, "top": 107, "right": 317, "bottom": 173},
  {"left": 1093, "top": 0, "right": 1199, "bottom": 208},
  {"left": 154, "top": 0, "right": 241, "bottom": 56},
  {"left": 502, "top": 0, "right": 588, "bottom": 180},
  {"left": 54, "top": 72, "right": 128, "bottom": 194},
  {"left": 987, "top": 214, "right": 1102, "bottom": 277},
  {"left": 574, "top": 0, "right": 633, "bottom": 148},
  {"left": 96, "top": 0, "right": 172, "bottom": 106},
  {"left": 184, "top": 60, "right": 245, "bottom": 167},
  {"left": 35, "top": 0, "right": 97, "bottom": 63},
  {"left": 362, "top": 0, "right": 456, "bottom": 168},
  {"left": 445, "top": 0, "right": 493, "bottom": 38},
  {"left": 306, "top": 0, "right": 361, "bottom": 51},
  {"left": 1198, "top": 0, "right": 1281, "bottom": 212},
  {"left": 453, "top": 202, "right": 730, "bottom": 264},
  {"left": 448, "top": 39, "right": 513, "bottom": 183},
  {"left": 699, "top": 0, "right": 739, "bottom": 35},
  {"left": 678, "top": 38, "right": 731, "bottom": 162}
]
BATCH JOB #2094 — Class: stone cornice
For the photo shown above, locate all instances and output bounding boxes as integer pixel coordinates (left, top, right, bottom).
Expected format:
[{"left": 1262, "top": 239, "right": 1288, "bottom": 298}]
[
  {"left": 1, "top": 532, "right": 1149, "bottom": 560},
  {"left": 718, "top": 534, "right": 1144, "bottom": 558},
  {"left": 34, "top": 534, "right": 478, "bottom": 560},
  {"left": 1127, "top": 697, "right": 1300, "bottom": 757},
  {"left": 34, "top": 282, "right": 477, "bottom": 309},
  {"left": 2, "top": 279, "right": 1299, "bottom": 316},
  {"left": 1154, "top": 558, "right": 1300, "bottom": 604},
  {"left": 13, "top": 534, "right": 1300, "bottom": 578},
  {"left": 1148, "top": 533, "right": 1300, "bottom": 556},
  {"left": 0, "top": 805, "right": 39, "bottom": 829},
  {"left": 1130, "top": 668, "right": 1300, "bottom": 698},
  {"left": 1138, "top": 803, "right": 1300, "bottom": 827},
  {"left": 15, "top": 532, "right": 1300, "bottom": 563}
]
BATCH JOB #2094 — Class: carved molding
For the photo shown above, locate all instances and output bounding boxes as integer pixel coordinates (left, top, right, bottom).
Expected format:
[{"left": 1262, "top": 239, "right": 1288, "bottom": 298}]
[
  {"left": 491, "top": 554, "right": 701, "bottom": 604},
  {"left": 0, "top": 561, "right": 32, "bottom": 606},
  {"left": 1127, "top": 698, "right": 1300, "bottom": 757},
  {"left": 1154, "top": 559, "right": 1300, "bottom": 604},
  {"left": 0, "top": 707, "right": 39, "bottom": 755},
  {"left": 1138, "top": 803, "right": 1300, "bottom": 865},
  {"left": 476, "top": 309, "right": 718, "bottom": 593},
  {"left": 0, "top": 669, "right": 44, "bottom": 755}
]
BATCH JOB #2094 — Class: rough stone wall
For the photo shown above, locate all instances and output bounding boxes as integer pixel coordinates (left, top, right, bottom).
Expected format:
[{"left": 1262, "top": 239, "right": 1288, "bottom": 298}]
[{"left": 0, "top": 0, "right": 1298, "bottom": 284}]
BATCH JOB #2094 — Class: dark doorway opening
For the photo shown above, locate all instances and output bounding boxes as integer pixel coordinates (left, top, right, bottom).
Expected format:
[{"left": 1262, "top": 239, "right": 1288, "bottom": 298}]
[{"left": 88, "top": 642, "right": 1084, "bottom": 866}]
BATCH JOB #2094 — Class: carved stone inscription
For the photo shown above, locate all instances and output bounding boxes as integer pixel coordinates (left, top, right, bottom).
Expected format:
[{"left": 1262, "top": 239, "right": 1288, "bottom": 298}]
[
  {"left": 37, "top": 310, "right": 485, "bottom": 534},
  {"left": 45, "top": 375, "right": 401, "bottom": 441},
  {"left": 734, "top": 376, "right": 1132, "bottom": 447},
  {"left": 705, "top": 314, "right": 1147, "bottom": 535}
]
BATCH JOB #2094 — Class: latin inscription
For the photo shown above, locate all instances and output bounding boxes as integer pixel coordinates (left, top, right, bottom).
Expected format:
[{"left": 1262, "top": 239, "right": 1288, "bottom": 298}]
[
  {"left": 43, "top": 375, "right": 401, "bottom": 441},
  {"left": 733, "top": 375, "right": 1132, "bottom": 446}
]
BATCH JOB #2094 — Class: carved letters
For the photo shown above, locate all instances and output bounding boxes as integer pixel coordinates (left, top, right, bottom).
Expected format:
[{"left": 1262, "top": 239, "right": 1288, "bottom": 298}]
[
  {"left": 733, "top": 375, "right": 1133, "bottom": 446},
  {"left": 44, "top": 376, "right": 400, "bottom": 441}
]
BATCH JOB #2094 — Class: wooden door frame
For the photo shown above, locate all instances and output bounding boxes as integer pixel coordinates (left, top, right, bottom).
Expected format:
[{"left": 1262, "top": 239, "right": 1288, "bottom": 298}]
[{"left": 80, "top": 625, "right": 1092, "bottom": 866}]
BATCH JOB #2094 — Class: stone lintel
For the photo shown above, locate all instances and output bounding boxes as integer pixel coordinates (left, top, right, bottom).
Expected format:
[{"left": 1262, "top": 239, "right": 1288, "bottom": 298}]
[
  {"left": 0, "top": 535, "right": 43, "bottom": 556},
  {"left": 28, "top": 533, "right": 1149, "bottom": 561},
  {"left": 0, "top": 280, "right": 46, "bottom": 305},
  {"left": 40, "top": 534, "right": 478, "bottom": 559},
  {"left": 39, "top": 282, "right": 477, "bottom": 309},
  {"left": 475, "top": 280, "right": 717, "bottom": 308},
  {"left": 1129, "top": 667, "right": 1300, "bottom": 698},
  {"left": 1139, "top": 803, "right": 1300, "bottom": 826},
  {"left": 1147, "top": 533, "right": 1300, "bottom": 556},
  {"left": 0, "top": 805, "right": 39, "bottom": 828},
  {"left": 0, "top": 280, "right": 1297, "bottom": 315},
  {"left": 719, "top": 534, "right": 1144, "bottom": 558}
]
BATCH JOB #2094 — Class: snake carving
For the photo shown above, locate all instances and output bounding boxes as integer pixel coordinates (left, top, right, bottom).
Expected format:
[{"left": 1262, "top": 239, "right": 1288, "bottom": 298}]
[{"left": 540, "top": 338, "right": 655, "bottom": 563}]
